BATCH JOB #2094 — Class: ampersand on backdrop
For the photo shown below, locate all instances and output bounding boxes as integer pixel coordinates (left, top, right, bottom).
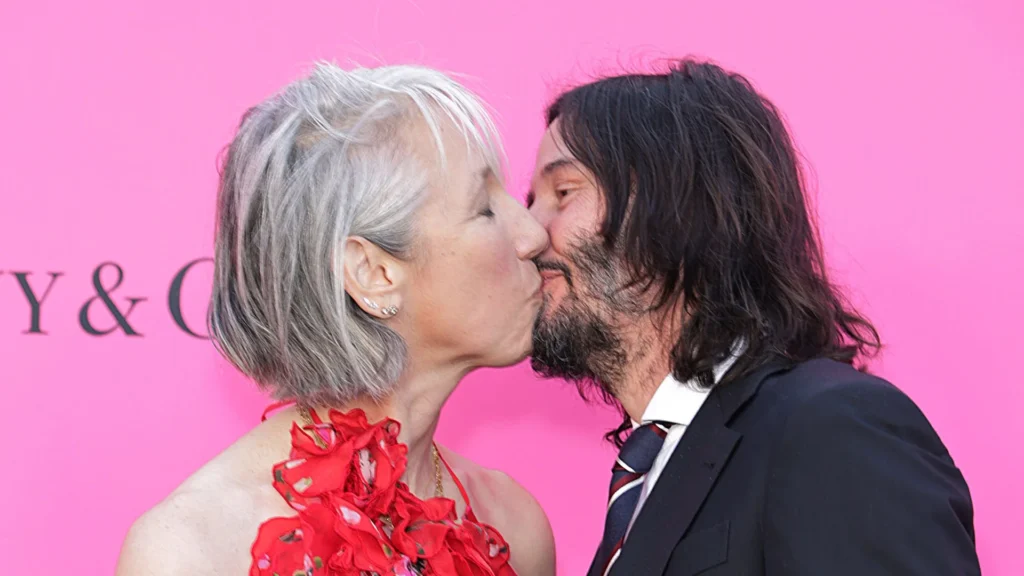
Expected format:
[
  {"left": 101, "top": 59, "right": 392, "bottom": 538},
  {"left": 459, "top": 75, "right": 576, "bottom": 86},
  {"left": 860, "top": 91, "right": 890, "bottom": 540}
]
[{"left": 78, "top": 262, "right": 146, "bottom": 336}]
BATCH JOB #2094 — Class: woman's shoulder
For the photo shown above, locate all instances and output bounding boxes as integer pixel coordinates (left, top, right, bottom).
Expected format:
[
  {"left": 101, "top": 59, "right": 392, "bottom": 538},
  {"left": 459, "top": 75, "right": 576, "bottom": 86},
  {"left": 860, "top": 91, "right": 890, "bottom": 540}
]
[
  {"left": 440, "top": 447, "right": 557, "bottom": 576},
  {"left": 116, "top": 486, "right": 229, "bottom": 575},
  {"left": 115, "top": 429, "right": 291, "bottom": 576}
]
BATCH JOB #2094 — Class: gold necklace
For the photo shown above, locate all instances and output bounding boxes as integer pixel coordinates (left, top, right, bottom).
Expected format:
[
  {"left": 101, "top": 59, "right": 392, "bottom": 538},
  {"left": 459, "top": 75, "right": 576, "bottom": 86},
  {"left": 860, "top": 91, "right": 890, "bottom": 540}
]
[
  {"left": 431, "top": 443, "right": 445, "bottom": 498},
  {"left": 299, "top": 407, "right": 445, "bottom": 498}
]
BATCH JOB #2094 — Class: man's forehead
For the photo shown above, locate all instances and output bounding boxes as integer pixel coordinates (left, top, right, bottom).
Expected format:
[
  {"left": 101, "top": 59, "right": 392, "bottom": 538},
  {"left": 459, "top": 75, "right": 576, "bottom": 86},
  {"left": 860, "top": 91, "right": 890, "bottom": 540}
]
[
  {"left": 535, "top": 123, "right": 562, "bottom": 157},
  {"left": 534, "top": 127, "right": 582, "bottom": 175}
]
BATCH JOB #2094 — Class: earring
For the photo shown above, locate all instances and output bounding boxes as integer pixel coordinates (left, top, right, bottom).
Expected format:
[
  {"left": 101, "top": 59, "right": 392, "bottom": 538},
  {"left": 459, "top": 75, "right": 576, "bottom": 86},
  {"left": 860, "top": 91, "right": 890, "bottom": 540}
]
[
  {"left": 381, "top": 305, "right": 399, "bottom": 316},
  {"left": 361, "top": 297, "right": 379, "bottom": 310}
]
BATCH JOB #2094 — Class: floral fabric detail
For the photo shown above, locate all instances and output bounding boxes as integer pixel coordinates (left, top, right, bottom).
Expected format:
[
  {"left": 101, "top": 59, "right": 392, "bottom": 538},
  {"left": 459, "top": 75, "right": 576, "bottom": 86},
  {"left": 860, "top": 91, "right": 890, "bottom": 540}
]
[{"left": 250, "top": 409, "right": 516, "bottom": 576}]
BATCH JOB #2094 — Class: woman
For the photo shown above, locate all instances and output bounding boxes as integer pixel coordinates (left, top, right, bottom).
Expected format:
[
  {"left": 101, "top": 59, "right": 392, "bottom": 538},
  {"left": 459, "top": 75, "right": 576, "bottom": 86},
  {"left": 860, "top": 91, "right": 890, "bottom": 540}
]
[{"left": 116, "top": 63, "right": 555, "bottom": 575}]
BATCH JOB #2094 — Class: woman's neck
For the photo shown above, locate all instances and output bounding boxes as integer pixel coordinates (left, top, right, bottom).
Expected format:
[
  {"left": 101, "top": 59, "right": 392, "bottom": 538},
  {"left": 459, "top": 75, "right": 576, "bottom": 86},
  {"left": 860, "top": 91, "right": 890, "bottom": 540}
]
[{"left": 312, "top": 359, "right": 466, "bottom": 500}]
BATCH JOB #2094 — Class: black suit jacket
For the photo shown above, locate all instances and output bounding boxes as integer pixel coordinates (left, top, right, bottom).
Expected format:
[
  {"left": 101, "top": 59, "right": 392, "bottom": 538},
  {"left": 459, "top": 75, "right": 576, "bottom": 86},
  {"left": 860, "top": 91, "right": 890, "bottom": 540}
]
[{"left": 588, "top": 359, "right": 979, "bottom": 576}]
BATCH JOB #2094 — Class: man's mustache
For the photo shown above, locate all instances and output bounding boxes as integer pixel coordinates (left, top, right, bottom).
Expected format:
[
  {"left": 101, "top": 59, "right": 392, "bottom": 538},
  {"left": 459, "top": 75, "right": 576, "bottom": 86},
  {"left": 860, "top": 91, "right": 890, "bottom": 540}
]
[{"left": 534, "top": 259, "right": 573, "bottom": 286}]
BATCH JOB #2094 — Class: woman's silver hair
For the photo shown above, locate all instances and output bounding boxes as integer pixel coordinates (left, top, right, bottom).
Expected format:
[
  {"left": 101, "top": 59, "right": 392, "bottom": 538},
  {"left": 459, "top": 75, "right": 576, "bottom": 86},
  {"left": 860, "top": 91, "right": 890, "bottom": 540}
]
[{"left": 209, "top": 62, "right": 504, "bottom": 406}]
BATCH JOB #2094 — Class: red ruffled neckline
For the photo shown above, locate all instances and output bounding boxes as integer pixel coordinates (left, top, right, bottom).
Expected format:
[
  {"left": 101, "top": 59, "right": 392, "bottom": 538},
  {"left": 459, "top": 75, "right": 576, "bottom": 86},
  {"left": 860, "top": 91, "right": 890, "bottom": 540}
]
[{"left": 249, "top": 408, "right": 516, "bottom": 576}]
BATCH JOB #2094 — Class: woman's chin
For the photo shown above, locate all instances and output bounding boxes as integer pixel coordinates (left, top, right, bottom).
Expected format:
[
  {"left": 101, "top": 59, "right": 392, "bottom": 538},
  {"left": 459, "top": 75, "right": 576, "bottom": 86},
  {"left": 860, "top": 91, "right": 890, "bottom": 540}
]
[
  {"left": 485, "top": 334, "right": 534, "bottom": 369},
  {"left": 490, "top": 348, "right": 531, "bottom": 369}
]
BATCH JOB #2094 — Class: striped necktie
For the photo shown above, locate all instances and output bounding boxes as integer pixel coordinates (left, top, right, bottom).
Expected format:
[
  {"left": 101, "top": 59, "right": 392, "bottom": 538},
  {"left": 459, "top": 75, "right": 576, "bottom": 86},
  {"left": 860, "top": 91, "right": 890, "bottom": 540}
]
[{"left": 595, "top": 421, "right": 670, "bottom": 576}]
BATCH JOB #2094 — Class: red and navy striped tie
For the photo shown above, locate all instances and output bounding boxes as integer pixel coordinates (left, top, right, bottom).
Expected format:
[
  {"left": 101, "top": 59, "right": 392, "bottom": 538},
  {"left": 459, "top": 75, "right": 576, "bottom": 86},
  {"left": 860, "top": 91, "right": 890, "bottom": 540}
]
[{"left": 596, "top": 421, "right": 671, "bottom": 576}]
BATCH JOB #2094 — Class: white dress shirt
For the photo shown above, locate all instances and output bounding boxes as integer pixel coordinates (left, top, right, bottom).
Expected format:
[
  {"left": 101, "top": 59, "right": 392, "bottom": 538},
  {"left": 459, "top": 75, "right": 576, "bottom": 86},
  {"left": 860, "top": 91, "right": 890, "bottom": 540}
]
[{"left": 624, "top": 350, "right": 741, "bottom": 539}]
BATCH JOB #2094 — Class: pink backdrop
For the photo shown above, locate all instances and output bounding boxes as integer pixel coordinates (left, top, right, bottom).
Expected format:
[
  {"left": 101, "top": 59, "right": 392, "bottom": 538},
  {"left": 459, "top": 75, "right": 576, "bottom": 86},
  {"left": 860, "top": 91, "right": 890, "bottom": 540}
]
[{"left": 1, "top": 0, "right": 1020, "bottom": 573}]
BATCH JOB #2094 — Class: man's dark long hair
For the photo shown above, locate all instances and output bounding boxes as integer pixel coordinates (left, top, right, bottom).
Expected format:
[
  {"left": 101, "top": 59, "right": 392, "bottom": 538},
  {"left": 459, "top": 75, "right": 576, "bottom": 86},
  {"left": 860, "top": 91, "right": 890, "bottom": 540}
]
[{"left": 547, "top": 58, "right": 881, "bottom": 445}]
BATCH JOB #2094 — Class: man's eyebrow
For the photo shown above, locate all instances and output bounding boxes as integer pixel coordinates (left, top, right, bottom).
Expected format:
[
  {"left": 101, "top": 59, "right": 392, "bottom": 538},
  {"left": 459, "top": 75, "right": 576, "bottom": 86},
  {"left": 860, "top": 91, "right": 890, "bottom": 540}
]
[
  {"left": 541, "top": 158, "right": 579, "bottom": 176},
  {"left": 527, "top": 158, "right": 582, "bottom": 207}
]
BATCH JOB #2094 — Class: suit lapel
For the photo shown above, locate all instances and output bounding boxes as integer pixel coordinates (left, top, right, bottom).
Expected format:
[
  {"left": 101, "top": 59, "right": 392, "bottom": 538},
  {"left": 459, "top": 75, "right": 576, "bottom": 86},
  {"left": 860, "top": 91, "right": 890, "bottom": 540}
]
[
  {"left": 610, "top": 361, "right": 790, "bottom": 576},
  {"left": 585, "top": 547, "right": 602, "bottom": 576}
]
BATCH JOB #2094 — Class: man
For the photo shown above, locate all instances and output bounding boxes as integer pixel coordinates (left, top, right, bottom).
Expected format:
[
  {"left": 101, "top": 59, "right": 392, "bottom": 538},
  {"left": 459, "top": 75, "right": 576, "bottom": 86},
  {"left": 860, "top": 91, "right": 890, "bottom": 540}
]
[{"left": 527, "top": 59, "right": 979, "bottom": 575}]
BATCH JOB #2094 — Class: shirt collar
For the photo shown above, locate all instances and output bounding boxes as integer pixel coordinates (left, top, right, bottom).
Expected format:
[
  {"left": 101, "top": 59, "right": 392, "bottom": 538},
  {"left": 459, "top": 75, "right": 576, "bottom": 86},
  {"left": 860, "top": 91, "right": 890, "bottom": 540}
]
[{"left": 634, "top": 341, "right": 745, "bottom": 428}]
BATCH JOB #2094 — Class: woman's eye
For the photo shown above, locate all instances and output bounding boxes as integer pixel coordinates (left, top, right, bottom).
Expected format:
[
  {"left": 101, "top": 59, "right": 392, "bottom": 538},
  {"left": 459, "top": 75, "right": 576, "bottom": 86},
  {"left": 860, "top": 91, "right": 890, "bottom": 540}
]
[
  {"left": 556, "top": 188, "right": 573, "bottom": 199},
  {"left": 480, "top": 207, "right": 495, "bottom": 218}
]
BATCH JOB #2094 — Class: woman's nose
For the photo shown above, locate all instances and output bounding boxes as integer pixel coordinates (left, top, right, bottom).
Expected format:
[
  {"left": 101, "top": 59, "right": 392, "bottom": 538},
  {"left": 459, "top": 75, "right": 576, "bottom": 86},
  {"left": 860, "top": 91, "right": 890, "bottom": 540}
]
[{"left": 517, "top": 206, "right": 549, "bottom": 260}]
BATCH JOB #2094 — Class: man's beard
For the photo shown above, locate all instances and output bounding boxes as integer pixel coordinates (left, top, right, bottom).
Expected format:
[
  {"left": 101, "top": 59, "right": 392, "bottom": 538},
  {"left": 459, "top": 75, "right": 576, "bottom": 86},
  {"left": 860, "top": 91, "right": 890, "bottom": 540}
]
[{"left": 531, "top": 240, "right": 639, "bottom": 400}]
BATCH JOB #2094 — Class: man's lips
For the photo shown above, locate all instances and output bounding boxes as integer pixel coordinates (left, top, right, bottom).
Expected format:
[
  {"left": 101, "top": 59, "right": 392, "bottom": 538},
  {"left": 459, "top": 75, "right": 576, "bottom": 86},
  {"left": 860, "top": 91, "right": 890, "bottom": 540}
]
[
  {"left": 540, "top": 270, "right": 563, "bottom": 282},
  {"left": 536, "top": 260, "right": 572, "bottom": 287}
]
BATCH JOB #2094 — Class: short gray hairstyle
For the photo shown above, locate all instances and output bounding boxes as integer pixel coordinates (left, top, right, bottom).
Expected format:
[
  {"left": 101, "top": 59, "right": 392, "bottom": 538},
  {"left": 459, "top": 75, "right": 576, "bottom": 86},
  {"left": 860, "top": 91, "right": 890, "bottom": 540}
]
[{"left": 209, "top": 62, "right": 504, "bottom": 406}]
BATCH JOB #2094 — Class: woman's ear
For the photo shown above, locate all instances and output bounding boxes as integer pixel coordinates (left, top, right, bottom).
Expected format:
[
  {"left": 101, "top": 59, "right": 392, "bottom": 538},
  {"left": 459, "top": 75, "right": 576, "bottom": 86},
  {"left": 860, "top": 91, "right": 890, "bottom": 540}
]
[{"left": 342, "top": 236, "right": 405, "bottom": 319}]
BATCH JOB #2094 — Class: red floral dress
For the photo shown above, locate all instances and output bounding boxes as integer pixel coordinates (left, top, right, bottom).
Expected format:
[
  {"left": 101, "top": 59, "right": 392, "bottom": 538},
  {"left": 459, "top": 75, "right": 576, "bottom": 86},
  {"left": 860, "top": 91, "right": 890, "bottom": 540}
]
[{"left": 249, "top": 407, "right": 517, "bottom": 576}]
